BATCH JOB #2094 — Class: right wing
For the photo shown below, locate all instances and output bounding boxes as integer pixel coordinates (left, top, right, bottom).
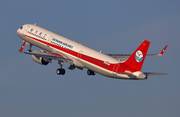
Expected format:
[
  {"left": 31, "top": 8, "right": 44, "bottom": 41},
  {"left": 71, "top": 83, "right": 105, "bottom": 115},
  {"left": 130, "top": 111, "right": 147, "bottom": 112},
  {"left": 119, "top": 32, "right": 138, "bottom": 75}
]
[{"left": 107, "top": 45, "right": 168, "bottom": 61}]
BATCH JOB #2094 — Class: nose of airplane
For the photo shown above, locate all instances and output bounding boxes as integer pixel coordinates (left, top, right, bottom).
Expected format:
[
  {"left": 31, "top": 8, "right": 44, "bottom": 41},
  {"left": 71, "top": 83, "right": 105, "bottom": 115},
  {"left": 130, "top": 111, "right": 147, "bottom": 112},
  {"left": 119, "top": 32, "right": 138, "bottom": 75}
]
[
  {"left": 17, "top": 28, "right": 20, "bottom": 34},
  {"left": 17, "top": 25, "right": 23, "bottom": 35}
]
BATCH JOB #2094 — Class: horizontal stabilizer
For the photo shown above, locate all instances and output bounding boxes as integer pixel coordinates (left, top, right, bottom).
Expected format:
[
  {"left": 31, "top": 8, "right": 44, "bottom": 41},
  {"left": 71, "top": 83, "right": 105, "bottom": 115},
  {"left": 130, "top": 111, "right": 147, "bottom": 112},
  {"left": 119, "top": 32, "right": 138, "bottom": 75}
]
[
  {"left": 107, "top": 45, "right": 168, "bottom": 60},
  {"left": 159, "top": 45, "right": 168, "bottom": 55},
  {"left": 146, "top": 45, "right": 168, "bottom": 57},
  {"left": 144, "top": 72, "right": 168, "bottom": 76}
]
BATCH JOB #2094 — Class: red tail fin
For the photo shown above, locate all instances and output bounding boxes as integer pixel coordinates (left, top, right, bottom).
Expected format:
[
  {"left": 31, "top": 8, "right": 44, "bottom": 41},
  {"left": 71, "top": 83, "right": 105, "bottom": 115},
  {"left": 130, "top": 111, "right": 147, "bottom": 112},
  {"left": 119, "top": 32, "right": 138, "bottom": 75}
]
[{"left": 124, "top": 40, "right": 150, "bottom": 71}]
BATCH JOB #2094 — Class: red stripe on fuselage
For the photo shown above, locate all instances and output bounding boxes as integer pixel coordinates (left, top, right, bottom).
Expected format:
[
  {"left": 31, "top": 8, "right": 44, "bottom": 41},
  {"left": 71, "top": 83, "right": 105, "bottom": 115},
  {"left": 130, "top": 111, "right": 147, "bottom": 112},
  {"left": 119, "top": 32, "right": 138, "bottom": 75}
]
[
  {"left": 23, "top": 33, "right": 137, "bottom": 73},
  {"left": 24, "top": 34, "right": 116, "bottom": 71}
]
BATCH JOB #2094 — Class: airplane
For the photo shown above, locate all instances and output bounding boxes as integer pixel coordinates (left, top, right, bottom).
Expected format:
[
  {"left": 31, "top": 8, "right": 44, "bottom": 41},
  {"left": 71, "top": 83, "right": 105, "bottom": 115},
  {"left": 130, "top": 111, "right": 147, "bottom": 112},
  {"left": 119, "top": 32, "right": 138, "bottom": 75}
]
[{"left": 17, "top": 24, "right": 168, "bottom": 80}]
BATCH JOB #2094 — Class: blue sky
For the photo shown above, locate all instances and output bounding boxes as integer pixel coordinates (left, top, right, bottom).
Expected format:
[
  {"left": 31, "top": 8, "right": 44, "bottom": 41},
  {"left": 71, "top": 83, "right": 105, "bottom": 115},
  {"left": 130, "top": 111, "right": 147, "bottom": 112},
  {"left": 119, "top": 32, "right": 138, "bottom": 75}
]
[{"left": 0, "top": 0, "right": 180, "bottom": 117}]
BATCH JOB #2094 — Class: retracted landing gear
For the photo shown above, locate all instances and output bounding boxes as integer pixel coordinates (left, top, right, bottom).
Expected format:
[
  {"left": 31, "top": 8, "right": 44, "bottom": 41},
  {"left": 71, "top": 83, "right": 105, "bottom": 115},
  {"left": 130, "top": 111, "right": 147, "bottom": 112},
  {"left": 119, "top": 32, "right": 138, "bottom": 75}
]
[
  {"left": 87, "top": 69, "right": 95, "bottom": 76},
  {"left": 57, "top": 61, "right": 66, "bottom": 75}
]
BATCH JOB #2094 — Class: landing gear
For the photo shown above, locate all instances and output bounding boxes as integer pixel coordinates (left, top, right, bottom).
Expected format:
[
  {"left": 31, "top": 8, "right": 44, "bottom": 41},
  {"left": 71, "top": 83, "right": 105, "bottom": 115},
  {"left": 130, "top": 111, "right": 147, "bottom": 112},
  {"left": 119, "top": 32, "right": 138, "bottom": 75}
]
[
  {"left": 27, "top": 49, "right": 32, "bottom": 52},
  {"left": 19, "top": 41, "right": 33, "bottom": 52},
  {"left": 19, "top": 41, "right": 26, "bottom": 52},
  {"left": 57, "top": 60, "right": 66, "bottom": 75},
  {"left": 87, "top": 69, "right": 95, "bottom": 76},
  {"left": 27, "top": 44, "right": 33, "bottom": 52}
]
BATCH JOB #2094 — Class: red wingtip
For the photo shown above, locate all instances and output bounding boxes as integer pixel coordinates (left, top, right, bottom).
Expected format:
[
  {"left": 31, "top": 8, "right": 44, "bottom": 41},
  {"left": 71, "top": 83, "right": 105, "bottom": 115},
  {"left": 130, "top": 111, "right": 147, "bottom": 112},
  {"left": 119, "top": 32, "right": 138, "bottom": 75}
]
[
  {"left": 19, "top": 41, "right": 26, "bottom": 52},
  {"left": 160, "top": 45, "right": 168, "bottom": 55}
]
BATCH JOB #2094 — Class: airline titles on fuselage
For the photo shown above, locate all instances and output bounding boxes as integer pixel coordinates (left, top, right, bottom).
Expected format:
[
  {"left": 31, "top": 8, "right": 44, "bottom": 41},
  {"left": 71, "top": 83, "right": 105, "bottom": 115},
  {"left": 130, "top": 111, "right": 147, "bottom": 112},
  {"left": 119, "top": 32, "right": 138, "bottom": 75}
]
[
  {"left": 26, "top": 27, "right": 110, "bottom": 68},
  {"left": 27, "top": 28, "right": 74, "bottom": 51},
  {"left": 51, "top": 38, "right": 73, "bottom": 49},
  {"left": 28, "top": 29, "right": 47, "bottom": 41}
]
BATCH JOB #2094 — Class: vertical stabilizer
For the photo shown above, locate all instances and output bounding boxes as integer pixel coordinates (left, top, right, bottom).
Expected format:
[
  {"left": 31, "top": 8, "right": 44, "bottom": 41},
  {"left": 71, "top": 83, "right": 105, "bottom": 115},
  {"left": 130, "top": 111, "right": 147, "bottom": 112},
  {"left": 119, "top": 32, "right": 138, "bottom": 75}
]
[{"left": 124, "top": 40, "right": 150, "bottom": 71}]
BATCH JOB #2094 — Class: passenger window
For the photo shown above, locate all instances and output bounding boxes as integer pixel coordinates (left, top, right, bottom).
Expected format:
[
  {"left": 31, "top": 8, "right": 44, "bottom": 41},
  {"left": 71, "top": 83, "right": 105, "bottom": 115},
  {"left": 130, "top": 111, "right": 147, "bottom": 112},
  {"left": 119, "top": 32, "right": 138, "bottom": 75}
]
[
  {"left": 43, "top": 34, "right": 47, "bottom": 38},
  {"left": 35, "top": 31, "right": 38, "bottom": 34},
  {"left": 39, "top": 32, "right": 42, "bottom": 36}
]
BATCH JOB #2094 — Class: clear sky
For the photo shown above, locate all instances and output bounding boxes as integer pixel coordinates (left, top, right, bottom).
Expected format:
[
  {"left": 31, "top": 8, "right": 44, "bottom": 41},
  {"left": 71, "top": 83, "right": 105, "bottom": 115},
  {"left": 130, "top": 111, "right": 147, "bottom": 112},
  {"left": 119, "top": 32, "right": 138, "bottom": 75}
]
[{"left": 0, "top": 0, "right": 180, "bottom": 117}]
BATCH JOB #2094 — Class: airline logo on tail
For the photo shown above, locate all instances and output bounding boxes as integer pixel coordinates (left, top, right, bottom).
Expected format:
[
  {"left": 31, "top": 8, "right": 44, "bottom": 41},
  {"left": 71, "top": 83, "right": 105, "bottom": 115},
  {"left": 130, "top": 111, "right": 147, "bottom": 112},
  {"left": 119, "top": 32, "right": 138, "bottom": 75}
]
[{"left": 135, "top": 50, "right": 143, "bottom": 63}]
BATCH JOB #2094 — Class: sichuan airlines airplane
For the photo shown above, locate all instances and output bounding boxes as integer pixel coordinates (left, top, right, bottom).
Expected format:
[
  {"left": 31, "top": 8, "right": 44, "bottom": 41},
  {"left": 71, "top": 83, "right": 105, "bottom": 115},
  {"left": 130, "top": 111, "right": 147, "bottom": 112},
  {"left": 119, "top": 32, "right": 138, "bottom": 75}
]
[{"left": 17, "top": 24, "right": 168, "bottom": 80}]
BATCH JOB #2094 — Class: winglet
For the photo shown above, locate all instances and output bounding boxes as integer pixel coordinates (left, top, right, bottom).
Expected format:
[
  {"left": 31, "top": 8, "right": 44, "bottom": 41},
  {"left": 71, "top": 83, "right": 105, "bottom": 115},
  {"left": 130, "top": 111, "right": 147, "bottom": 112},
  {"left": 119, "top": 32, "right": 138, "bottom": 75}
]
[
  {"left": 159, "top": 45, "right": 168, "bottom": 55},
  {"left": 19, "top": 41, "right": 26, "bottom": 52}
]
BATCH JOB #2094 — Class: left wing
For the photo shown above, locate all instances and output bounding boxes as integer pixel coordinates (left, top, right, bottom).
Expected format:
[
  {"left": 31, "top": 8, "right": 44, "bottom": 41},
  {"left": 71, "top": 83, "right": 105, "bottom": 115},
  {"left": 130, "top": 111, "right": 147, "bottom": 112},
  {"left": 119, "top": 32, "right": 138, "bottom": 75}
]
[
  {"left": 22, "top": 51, "right": 73, "bottom": 63},
  {"left": 19, "top": 41, "right": 72, "bottom": 63},
  {"left": 107, "top": 45, "right": 168, "bottom": 61}
]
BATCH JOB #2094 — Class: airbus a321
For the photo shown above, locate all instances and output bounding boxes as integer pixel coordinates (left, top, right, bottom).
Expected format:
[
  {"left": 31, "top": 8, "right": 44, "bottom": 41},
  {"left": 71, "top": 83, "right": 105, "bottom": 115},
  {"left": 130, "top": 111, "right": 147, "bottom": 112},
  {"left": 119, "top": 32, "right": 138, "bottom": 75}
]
[{"left": 17, "top": 24, "right": 168, "bottom": 80}]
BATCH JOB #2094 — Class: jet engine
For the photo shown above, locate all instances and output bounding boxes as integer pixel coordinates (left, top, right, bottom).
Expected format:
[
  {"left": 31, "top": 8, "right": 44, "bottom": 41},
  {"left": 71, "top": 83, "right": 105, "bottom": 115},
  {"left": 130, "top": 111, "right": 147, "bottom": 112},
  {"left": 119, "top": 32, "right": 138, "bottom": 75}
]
[{"left": 31, "top": 49, "right": 49, "bottom": 65}]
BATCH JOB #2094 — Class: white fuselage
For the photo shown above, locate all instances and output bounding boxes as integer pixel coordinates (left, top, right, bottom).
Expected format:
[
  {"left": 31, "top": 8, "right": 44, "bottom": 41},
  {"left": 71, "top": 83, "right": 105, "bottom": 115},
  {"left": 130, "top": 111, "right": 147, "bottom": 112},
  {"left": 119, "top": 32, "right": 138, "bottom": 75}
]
[{"left": 17, "top": 24, "right": 136, "bottom": 79}]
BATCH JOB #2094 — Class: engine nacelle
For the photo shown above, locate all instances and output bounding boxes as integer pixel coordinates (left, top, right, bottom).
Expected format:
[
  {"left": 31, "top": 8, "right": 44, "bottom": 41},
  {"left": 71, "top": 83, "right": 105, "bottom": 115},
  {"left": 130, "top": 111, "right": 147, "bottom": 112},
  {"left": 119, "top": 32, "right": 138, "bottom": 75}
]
[{"left": 31, "top": 50, "right": 49, "bottom": 65}]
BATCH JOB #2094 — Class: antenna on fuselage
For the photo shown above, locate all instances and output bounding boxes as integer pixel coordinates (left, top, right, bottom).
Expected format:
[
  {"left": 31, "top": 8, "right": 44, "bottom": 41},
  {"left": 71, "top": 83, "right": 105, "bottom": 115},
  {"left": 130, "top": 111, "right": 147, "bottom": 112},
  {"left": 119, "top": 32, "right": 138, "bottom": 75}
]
[{"left": 34, "top": 23, "right": 36, "bottom": 25}]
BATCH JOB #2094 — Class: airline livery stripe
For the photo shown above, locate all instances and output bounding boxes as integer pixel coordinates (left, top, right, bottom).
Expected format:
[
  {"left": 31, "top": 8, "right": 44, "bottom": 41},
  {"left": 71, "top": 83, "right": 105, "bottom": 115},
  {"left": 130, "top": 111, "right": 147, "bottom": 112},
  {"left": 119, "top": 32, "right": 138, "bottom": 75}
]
[{"left": 23, "top": 33, "right": 116, "bottom": 71}]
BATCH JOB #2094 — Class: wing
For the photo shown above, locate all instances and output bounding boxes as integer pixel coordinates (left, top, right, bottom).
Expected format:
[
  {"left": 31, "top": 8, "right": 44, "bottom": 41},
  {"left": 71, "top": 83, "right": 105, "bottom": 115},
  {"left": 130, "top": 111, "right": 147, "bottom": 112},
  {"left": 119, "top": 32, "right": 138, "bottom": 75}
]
[
  {"left": 22, "top": 50, "right": 73, "bottom": 63},
  {"left": 107, "top": 45, "right": 168, "bottom": 61}
]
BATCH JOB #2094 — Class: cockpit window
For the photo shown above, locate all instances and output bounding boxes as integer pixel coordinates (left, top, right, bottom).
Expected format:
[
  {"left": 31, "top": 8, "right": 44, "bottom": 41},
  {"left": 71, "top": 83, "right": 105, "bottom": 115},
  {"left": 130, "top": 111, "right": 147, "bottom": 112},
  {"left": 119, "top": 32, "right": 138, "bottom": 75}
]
[{"left": 20, "top": 26, "right": 23, "bottom": 29}]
